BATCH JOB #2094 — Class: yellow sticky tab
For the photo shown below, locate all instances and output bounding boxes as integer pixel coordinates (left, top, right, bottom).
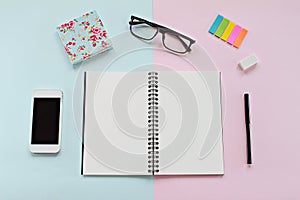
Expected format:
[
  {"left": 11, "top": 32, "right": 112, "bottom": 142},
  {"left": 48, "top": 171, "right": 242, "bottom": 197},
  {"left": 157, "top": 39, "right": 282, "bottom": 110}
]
[{"left": 221, "top": 22, "right": 236, "bottom": 41}]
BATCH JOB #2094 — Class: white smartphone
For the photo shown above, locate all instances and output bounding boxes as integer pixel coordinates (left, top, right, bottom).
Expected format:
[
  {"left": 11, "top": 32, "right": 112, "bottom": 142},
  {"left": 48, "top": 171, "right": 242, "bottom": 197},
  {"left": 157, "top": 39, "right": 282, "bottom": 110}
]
[{"left": 29, "top": 90, "right": 63, "bottom": 153}]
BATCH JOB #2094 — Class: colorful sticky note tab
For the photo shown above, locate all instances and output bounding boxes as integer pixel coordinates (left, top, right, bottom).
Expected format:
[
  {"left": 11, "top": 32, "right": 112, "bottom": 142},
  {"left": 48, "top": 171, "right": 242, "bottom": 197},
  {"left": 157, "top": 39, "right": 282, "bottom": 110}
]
[
  {"left": 233, "top": 28, "right": 248, "bottom": 48},
  {"left": 221, "top": 21, "right": 236, "bottom": 41},
  {"left": 227, "top": 25, "right": 242, "bottom": 45},
  {"left": 209, "top": 15, "right": 224, "bottom": 34},
  {"left": 215, "top": 18, "right": 229, "bottom": 38},
  {"left": 208, "top": 14, "right": 248, "bottom": 48}
]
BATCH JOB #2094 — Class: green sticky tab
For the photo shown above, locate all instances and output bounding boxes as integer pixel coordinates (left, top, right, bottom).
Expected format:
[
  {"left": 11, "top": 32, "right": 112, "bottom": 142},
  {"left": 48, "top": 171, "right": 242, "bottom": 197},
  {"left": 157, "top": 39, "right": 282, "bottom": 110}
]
[{"left": 214, "top": 18, "right": 230, "bottom": 38}]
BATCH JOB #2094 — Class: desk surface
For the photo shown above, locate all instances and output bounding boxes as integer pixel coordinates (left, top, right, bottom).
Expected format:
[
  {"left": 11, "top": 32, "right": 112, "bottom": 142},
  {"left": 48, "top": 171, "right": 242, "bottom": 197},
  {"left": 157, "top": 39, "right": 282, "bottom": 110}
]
[{"left": 1, "top": 0, "right": 300, "bottom": 199}]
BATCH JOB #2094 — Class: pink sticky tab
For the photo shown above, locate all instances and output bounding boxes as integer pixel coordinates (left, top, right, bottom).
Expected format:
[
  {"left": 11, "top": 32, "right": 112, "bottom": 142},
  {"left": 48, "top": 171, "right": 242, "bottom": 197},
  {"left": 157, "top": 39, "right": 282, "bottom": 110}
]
[{"left": 227, "top": 25, "right": 242, "bottom": 45}]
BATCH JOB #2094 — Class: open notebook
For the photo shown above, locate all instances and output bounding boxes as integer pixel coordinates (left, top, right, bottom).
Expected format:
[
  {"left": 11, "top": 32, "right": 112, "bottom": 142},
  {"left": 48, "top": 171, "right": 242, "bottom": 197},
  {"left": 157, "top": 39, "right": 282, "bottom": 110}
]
[{"left": 82, "top": 70, "right": 224, "bottom": 175}]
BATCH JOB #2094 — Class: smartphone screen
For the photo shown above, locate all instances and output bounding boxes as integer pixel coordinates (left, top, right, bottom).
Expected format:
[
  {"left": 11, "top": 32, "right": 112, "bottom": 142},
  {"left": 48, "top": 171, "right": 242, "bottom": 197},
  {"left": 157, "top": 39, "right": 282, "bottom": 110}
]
[{"left": 31, "top": 98, "right": 61, "bottom": 145}]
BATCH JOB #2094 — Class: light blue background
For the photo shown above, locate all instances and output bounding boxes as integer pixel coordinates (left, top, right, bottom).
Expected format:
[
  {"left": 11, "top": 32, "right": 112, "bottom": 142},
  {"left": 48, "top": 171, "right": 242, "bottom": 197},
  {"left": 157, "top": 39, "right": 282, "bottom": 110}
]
[{"left": 0, "top": 0, "right": 153, "bottom": 199}]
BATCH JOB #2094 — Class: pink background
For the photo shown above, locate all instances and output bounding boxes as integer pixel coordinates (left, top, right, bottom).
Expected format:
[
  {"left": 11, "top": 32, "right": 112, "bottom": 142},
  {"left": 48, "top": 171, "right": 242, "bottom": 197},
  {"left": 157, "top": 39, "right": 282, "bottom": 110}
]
[{"left": 154, "top": 0, "right": 300, "bottom": 199}]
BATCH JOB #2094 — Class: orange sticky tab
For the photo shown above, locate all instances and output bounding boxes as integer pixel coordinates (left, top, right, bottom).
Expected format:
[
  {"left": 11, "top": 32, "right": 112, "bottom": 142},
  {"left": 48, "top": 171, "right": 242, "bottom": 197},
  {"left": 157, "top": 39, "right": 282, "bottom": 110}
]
[{"left": 233, "top": 28, "right": 248, "bottom": 48}]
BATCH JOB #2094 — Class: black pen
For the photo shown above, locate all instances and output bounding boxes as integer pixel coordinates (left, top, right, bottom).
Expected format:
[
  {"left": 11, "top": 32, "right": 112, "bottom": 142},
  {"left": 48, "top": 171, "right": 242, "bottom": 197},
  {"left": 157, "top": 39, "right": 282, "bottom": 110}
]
[{"left": 244, "top": 93, "right": 252, "bottom": 165}]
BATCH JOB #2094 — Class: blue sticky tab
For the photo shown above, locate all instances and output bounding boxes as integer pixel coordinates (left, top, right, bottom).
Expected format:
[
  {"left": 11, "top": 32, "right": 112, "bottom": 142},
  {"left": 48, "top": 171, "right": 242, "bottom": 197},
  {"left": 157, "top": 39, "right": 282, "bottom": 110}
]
[{"left": 209, "top": 15, "right": 224, "bottom": 34}]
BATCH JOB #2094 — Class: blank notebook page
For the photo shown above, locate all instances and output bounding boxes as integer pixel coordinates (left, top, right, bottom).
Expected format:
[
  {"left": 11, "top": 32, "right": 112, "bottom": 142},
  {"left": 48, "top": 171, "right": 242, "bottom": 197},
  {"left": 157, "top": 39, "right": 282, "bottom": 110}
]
[
  {"left": 157, "top": 71, "right": 224, "bottom": 175},
  {"left": 83, "top": 71, "right": 149, "bottom": 175}
]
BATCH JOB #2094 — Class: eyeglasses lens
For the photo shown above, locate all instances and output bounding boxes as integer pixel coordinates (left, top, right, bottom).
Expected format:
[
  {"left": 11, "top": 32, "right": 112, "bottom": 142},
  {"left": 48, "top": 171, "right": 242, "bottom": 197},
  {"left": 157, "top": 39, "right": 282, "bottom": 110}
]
[
  {"left": 163, "top": 32, "right": 189, "bottom": 53},
  {"left": 131, "top": 22, "right": 158, "bottom": 40}
]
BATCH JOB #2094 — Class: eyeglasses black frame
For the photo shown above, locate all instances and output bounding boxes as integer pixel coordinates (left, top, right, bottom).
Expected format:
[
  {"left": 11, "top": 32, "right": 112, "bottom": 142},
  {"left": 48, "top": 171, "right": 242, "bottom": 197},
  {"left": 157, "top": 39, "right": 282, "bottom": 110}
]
[{"left": 129, "top": 15, "right": 196, "bottom": 54}]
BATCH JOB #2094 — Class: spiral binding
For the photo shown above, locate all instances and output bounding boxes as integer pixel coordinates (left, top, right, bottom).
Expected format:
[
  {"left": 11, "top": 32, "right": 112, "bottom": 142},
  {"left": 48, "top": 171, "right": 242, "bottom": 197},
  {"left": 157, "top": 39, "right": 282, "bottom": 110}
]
[{"left": 147, "top": 72, "right": 159, "bottom": 175}]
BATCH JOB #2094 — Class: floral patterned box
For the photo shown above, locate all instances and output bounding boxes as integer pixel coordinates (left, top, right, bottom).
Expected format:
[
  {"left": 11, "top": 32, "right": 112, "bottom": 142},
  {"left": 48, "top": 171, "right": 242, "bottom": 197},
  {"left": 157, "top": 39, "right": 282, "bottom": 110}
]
[{"left": 57, "top": 10, "right": 112, "bottom": 64}]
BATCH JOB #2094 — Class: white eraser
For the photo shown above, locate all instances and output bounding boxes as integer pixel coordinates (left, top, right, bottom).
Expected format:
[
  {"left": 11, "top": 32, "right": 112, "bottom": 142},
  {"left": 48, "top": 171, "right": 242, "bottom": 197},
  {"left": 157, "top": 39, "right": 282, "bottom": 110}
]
[{"left": 239, "top": 55, "right": 258, "bottom": 71}]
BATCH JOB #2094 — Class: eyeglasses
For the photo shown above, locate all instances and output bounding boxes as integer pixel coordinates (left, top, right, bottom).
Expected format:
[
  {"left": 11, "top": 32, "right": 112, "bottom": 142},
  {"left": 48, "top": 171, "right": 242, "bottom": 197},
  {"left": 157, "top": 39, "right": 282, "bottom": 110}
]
[{"left": 129, "top": 15, "right": 196, "bottom": 54}]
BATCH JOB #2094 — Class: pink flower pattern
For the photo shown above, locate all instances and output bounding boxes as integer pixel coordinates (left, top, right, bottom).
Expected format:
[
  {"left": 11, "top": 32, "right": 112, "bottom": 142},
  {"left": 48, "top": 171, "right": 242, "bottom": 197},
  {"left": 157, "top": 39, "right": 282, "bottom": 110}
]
[
  {"left": 92, "top": 27, "right": 101, "bottom": 34},
  {"left": 89, "top": 35, "right": 98, "bottom": 42},
  {"left": 57, "top": 10, "right": 111, "bottom": 64}
]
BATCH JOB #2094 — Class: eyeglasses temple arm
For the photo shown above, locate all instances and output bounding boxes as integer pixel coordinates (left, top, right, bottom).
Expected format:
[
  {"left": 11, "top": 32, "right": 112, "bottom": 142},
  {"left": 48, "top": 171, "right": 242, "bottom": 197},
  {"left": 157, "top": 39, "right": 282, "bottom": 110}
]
[{"left": 129, "top": 21, "right": 146, "bottom": 25}]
